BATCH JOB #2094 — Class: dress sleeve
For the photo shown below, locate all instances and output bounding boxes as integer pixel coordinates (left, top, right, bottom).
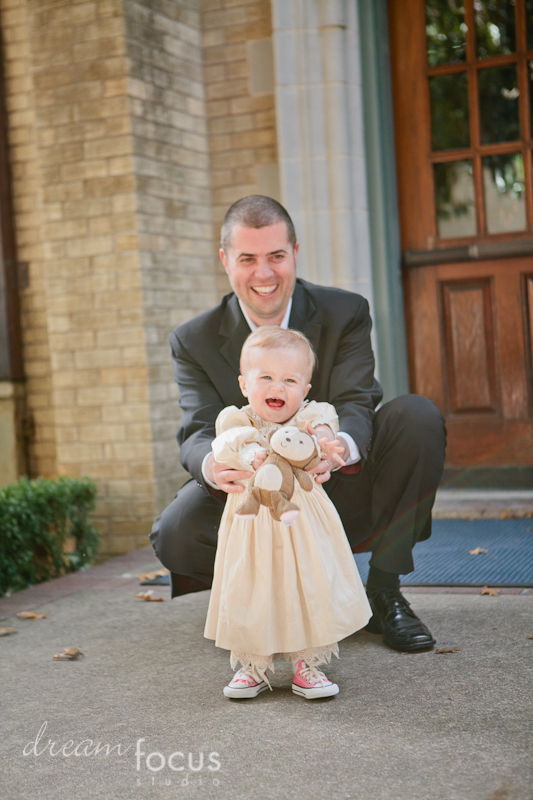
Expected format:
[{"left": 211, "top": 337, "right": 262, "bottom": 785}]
[
  {"left": 212, "top": 407, "right": 268, "bottom": 469},
  {"left": 295, "top": 401, "right": 340, "bottom": 434}
]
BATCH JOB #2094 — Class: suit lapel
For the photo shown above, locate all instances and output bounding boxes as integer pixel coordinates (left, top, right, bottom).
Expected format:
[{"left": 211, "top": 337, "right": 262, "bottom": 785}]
[
  {"left": 289, "top": 281, "right": 322, "bottom": 354},
  {"left": 218, "top": 295, "right": 251, "bottom": 374},
  {"left": 218, "top": 282, "right": 323, "bottom": 374}
]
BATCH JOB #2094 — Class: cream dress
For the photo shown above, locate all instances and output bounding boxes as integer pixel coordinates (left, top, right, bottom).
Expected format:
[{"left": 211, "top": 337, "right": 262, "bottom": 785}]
[{"left": 204, "top": 401, "right": 372, "bottom": 673}]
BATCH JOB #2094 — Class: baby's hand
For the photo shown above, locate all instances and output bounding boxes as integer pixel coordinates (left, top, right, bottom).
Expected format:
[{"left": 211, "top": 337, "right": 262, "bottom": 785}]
[
  {"left": 318, "top": 437, "right": 346, "bottom": 468},
  {"left": 251, "top": 448, "right": 268, "bottom": 470}
]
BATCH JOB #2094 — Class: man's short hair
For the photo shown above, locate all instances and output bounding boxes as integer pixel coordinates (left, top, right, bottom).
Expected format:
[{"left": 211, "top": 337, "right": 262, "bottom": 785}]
[
  {"left": 220, "top": 195, "right": 297, "bottom": 252},
  {"left": 240, "top": 326, "right": 317, "bottom": 380}
]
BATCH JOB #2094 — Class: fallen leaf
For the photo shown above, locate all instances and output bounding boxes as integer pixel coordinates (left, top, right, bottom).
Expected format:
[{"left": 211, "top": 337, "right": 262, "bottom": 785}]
[
  {"left": 481, "top": 586, "right": 500, "bottom": 596},
  {"left": 0, "top": 627, "right": 17, "bottom": 637},
  {"left": 137, "top": 568, "right": 169, "bottom": 581},
  {"left": 435, "top": 647, "right": 460, "bottom": 654},
  {"left": 469, "top": 547, "right": 488, "bottom": 555},
  {"left": 53, "top": 647, "right": 83, "bottom": 661},
  {"left": 16, "top": 611, "right": 47, "bottom": 620},
  {"left": 136, "top": 590, "right": 164, "bottom": 602},
  {"left": 527, "top": 635, "right": 533, "bottom": 639}
]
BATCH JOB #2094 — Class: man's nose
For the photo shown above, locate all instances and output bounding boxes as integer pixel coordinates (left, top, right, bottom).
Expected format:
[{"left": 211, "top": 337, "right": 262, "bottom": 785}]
[{"left": 253, "top": 258, "right": 276, "bottom": 278}]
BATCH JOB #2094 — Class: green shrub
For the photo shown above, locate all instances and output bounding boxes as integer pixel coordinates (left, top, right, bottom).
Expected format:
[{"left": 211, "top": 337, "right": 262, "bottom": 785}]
[{"left": 0, "top": 476, "right": 100, "bottom": 597}]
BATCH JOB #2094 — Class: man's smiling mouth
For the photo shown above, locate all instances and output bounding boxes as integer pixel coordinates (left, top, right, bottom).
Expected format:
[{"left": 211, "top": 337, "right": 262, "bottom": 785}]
[
  {"left": 266, "top": 398, "right": 284, "bottom": 408},
  {"left": 252, "top": 285, "right": 278, "bottom": 296}
]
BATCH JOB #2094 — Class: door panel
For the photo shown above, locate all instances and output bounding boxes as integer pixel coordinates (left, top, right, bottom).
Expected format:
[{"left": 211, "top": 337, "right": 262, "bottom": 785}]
[
  {"left": 389, "top": 0, "right": 533, "bottom": 467},
  {"left": 442, "top": 279, "right": 497, "bottom": 413}
]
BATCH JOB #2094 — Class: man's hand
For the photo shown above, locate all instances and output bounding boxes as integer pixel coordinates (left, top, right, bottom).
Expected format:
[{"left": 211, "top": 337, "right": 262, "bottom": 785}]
[
  {"left": 305, "top": 422, "right": 348, "bottom": 484},
  {"left": 204, "top": 453, "right": 251, "bottom": 493}
]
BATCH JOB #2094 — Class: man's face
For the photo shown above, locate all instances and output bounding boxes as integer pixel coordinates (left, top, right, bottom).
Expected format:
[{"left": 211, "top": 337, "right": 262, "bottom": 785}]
[{"left": 219, "top": 222, "right": 298, "bottom": 324}]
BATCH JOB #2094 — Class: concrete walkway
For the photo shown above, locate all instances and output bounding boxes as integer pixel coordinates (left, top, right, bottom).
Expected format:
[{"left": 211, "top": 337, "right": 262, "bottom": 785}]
[{"left": 1, "top": 547, "right": 532, "bottom": 800}]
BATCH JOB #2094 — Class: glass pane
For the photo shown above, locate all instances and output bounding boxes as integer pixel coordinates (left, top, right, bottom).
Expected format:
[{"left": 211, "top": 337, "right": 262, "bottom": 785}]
[
  {"left": 475, "top": 0, "right": 516, "bottom": 58},
  {"left": 434, "top": 160, "right": 476, "bottom": 238},
  {"left": 483, "top": 153, "right": 525, "bottom": 233},
  {"left": 527, "top": 0, "right": 533, "bottom": 50},
  {"left": 430, "top": 73, "right": 470, "bottom": 150},
  {"left": 426, "top": 0, "right": 467, "bottom": 66},
  {"left": 478, "top": 65, "right": 520, "bottom": 144}
]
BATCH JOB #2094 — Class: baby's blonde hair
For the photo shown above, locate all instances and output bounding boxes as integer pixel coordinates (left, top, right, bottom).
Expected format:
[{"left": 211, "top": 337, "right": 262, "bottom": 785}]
[{"left": 240, "top": 326, "right": 317, "bottom": 379}]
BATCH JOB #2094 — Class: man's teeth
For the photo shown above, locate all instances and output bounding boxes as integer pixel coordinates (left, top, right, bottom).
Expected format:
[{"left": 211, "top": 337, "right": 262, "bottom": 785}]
[{"left": 253, "top": 285, "right": 277, "bottom": 295}]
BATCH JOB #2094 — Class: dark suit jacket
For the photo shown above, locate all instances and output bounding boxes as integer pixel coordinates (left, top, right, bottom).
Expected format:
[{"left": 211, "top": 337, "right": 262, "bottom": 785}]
[{"left": 170, "top": 278, "right": 383, "bottom": 491}]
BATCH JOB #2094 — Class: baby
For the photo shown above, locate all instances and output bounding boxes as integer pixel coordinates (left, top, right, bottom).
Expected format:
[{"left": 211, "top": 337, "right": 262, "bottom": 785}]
[{"left": 204, "top": 326, "right": 371, "bottom": 699}]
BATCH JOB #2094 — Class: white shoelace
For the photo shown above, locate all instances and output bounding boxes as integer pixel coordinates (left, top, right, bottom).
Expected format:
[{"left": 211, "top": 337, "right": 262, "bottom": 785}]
[
  {"left": 233, "top": 665, "right": 272, "bottom": 691},
  {"left": 296, "top": 663, "right": 329, "bottom": 688}
]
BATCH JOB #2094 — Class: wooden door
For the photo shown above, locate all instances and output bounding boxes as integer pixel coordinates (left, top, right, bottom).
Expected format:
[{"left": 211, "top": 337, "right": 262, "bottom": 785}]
[{"left": 389, "top": 0, "right": 533, "bottom": 467}]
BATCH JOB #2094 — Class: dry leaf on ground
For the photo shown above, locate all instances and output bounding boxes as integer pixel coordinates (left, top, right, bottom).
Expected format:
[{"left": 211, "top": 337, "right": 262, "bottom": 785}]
[
  {"left": 435, "top": 647, "right": 461, "bottom": 654},
  {"left": 53, "top": 647, "right": 83, "bottom": 661},
  {"left": 481, "top": 586, "right": 500, "bottom": 596},
  {"left": 137, "top": 569, "right": 169, "bottom": 581},
  {"left": 469, "top": 547, "right": 488, "bottom": 555},
  {"left": 527, "top": 635, "right": 533, "bottom": 639},
  {"left": 0, "top": 628, "right": 17, "bottom": 637},
  {"left": 136, "top": 590, "right": 165, "bottom": 602},
  {"left": 16, "top": 611, "right": 47, "bottom": 619}
]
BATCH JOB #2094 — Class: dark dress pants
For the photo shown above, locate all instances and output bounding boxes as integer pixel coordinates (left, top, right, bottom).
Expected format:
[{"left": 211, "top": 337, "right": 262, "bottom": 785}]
[{"left": 149, "top": 395, "right": 447, "bottom": 597}]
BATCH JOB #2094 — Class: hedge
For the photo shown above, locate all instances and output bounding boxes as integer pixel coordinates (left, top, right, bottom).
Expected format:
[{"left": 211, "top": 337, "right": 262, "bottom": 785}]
[{"left": 0, "top": 476, "right": 100, "bottom": 597}]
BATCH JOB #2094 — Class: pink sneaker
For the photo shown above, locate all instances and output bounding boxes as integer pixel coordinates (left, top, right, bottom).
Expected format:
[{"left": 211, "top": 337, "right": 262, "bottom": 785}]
[
  {"left": 223, "top": 665, "right": 270, "bottom": 699},
  {"left": 292, "top": 659, "right": 339, "bottom": 699}
]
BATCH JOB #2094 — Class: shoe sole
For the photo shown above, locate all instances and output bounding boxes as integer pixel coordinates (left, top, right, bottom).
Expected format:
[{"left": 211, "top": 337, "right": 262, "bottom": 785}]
[
  {"left": 223, "top": 682, "right": 269, "bottom": 699},
  {"left": 383, "top": 636, "right": 436, "bottom": 652},
  {"left": 292, "top": 683, "right": 339, "bottom": 699}
]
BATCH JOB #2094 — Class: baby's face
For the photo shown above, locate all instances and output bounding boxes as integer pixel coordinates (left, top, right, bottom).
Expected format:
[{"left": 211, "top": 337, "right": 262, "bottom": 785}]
[{"left": 238, "top": 347, "right": 311, "bottom": 424}]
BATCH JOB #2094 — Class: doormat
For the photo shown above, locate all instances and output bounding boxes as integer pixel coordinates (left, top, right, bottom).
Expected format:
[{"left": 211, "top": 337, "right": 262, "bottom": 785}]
[{"left": 354, "top": 518, "right": 533, "bottom": 588}]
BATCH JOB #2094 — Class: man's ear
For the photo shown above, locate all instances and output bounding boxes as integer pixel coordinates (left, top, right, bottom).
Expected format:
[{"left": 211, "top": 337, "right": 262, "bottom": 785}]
[
  {"left": 238, "top": 375, "right": 248, "bottom": 397},
  {"left": 293, "top": 241, "right": 299, "bottom": 267},
  {"left": 219, "top": 248, "right": 229, "bottom": 273}
]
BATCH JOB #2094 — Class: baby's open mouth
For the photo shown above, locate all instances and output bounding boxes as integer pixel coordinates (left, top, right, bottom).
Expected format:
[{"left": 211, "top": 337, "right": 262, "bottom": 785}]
[{"left": 266, "top": 398, "right": 285, "bottom": 409}]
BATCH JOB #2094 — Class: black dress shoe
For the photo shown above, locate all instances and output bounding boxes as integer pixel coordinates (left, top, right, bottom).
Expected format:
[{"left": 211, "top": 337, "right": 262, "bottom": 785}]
[{"left": 364, "top": 588, "right": 436, "bottom": 651}]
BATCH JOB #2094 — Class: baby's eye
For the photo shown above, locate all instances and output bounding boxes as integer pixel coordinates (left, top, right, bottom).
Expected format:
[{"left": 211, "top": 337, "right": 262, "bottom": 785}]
[{"left": 286, "top": 378, "right": 296, "bottom": 383}]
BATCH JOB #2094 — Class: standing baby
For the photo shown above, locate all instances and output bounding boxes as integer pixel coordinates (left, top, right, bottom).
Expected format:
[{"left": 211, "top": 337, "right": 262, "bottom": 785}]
[{"left": 204, "top": 326, "right": 372, "bottom": 699}]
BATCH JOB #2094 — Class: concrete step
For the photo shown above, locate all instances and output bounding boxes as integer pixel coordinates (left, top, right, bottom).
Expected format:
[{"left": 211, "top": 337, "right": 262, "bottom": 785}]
[{"left": 433, "top": 489, "right": 533, "bottom": 519}]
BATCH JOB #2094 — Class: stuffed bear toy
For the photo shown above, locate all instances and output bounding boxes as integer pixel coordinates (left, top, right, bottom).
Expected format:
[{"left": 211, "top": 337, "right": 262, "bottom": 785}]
[{"left": 235, "top": 426, "right": 321, "bottom": 525}]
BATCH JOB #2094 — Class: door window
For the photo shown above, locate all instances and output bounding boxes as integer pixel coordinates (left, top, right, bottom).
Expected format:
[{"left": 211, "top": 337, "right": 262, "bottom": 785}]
[{"left": 426, "top": 0, "right": 533, "bottom": 240}]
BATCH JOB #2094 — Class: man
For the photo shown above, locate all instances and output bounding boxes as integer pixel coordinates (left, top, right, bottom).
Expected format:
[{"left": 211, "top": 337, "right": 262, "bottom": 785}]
[{"left": 150, "top": 196, "right": 447, "bottom": 652}]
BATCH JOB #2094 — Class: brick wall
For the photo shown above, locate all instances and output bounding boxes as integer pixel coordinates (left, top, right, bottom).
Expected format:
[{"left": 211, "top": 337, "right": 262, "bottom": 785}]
[
  {"left": 1, "top": 0, "right": 57, "bottom": 479},
  {"left": 201, "top": 0, "right": 280, "bottom": 296},
  {"left": 124, "top": 0, "right": 217, "bottom": 512}
]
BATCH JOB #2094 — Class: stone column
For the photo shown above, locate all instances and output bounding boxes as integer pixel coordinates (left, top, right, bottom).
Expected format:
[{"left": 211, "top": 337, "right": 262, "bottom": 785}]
[{"left": 271, "top": 0, "right": 375, "bottom": 312}]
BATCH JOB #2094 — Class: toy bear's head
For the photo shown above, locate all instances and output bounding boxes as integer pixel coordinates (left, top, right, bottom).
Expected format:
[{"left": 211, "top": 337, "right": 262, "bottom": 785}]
[{"left": 269, "top": 426, "right": 321, "bottom": 470}]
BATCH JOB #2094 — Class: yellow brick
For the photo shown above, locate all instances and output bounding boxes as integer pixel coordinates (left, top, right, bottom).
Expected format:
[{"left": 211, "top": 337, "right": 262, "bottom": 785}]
[
  {"left": 50, "top": 331, "right": 95, "bottom": 351},
  {"left": 102, "top": 404, "right": 148, "bottom": 423},
  {"left": 84, "top": 136, "right": 131, "bottom": 159},
  {"left": 54, "top": 369, "right": 100, "bottom": 389},
  {"left": 79, "top": 424, "right": 126, "bottom": 442},
  {"left": 43, "top": 219, "right": 88, "bottom": 240},
  {"left": 56, "top": 427, "right": 80, "bottom": 445},
  {"left": 74, "top": 348, "right": 122, "bottom": 369},
  {"left": 77, "top": 386, "right": 124, "bottom": 406},
  {"left": 55, "top": 407, "right": 102, "bottom": 426},
  {"left": 86, "top": 174, "right": 135, "bottom": 197},
  {"left": 60, "top": 160, "right": 108, "bottom": 181},
  {"left": 104, "top": 77, "right": 129, "bottom": 97},
  {"left": 96, "top": 327, "right": 144, "bottom": 348},
  {"left": 109, "top": 155, "right": 133, "bottom": 176},
  {"left": 100, "top": 367, "right": 147, "bottom": 385},
  {"left": 115, "top": 234, "right": 138, "bottom": 250},
  {"left": 126, "top": 423, "right": 151, "bottom": 441},
  {"left": 66, "top": 236, "right": 113, "bottom": 257},
  {"left": 129, "top": 462, "right": 153, "bottom": 479},
  {"left": 58, "top": 442, "right": 104, "bottom": 462}
]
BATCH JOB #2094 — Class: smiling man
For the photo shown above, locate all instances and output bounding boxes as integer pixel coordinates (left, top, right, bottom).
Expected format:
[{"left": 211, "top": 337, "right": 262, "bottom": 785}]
[{"left": 149, "top": 196, "right": 447, "bottom": 653}]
